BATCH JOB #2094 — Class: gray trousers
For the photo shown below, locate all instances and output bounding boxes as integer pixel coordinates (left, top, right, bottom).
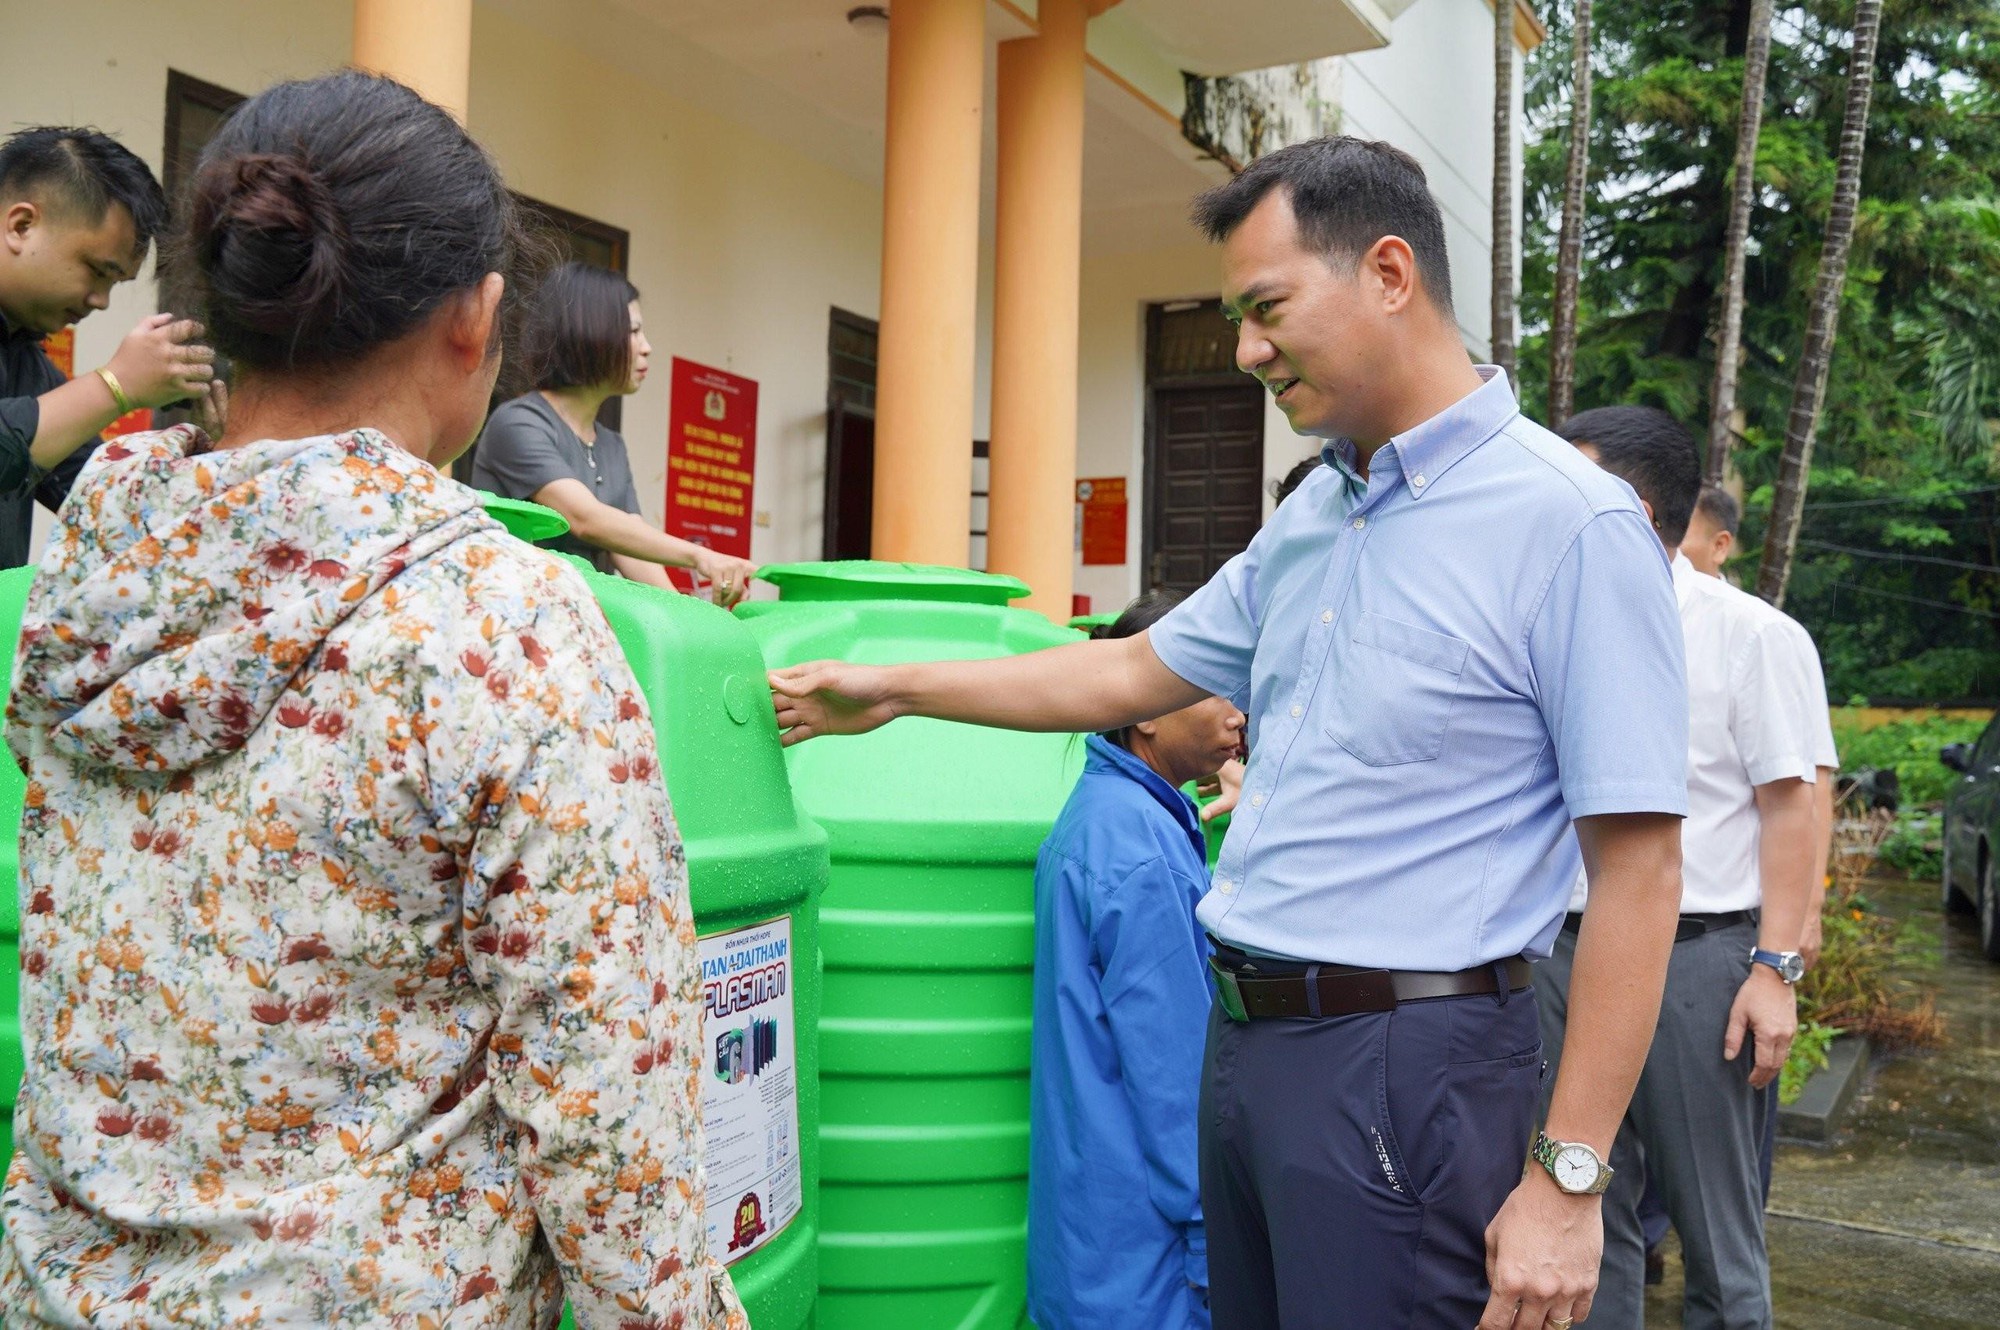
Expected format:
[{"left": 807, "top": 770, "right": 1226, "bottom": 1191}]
[{"left": 1537, "top": 918, "right": 1773, "bottom": 1330}]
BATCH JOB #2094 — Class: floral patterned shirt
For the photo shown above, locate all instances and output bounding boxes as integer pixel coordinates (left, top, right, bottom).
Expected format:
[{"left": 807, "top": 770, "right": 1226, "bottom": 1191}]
[{"left": 0, "top": 426, "right": 746, "bottom": 1329}]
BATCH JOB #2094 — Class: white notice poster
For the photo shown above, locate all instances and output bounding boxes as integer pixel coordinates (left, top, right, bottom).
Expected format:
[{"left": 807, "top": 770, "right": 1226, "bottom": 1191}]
[{"left": 698, "top": 916, "right": 801, "bottom": 1264}]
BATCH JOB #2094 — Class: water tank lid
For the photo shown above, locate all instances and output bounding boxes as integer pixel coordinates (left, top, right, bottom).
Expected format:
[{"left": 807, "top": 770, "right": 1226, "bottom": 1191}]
[
  {"left": 758, "top": 561, "right": 1030, "bottom": 606},
  {"left": 478, "top": 492, "right": 570, "bottom": 543}
]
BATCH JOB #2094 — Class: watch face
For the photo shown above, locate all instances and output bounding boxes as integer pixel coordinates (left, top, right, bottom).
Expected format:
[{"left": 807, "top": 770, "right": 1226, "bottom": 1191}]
[
  {"left": 1552, "top": 1145, "right": 1600, "bottom": 1193},
  {"left": 1781, "top": 953, "right": 1806, "bottom": 984}
]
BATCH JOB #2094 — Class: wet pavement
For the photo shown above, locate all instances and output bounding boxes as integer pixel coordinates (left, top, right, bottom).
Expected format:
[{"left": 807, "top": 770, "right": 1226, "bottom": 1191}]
[{"left": 1645, "top": 876, "right": 2000, "bottom": 1327}]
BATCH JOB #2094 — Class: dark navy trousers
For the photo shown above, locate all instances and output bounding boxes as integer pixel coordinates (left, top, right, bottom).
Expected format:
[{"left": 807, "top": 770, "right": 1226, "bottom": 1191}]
[{"left": 1198, "top": 986, "right": 1545, "bottom": 1329}]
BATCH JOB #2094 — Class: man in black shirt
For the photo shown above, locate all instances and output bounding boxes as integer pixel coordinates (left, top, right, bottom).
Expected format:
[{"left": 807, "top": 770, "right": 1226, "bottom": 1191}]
[{"left": 0, "top": 126, "right": 221, "bottom": 568}]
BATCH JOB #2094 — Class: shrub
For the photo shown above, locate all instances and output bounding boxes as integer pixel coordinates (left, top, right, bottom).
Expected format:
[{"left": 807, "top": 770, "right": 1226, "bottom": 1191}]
[
  {"left": 1878, "top": 809, "right": 1942, "bottom": 880},
  {"left": 1852, "top": 647, "right": 2000, "bottom": 705},
  {"left": 1779, "top": 1022, "right": 1837, "bottom": 1106},
  {"left": 1830, "top": 712, "right": 1990, "bottom": 809},
  {"left": 1801, "top": 807, "right": 1946, "bottom": 1051}
]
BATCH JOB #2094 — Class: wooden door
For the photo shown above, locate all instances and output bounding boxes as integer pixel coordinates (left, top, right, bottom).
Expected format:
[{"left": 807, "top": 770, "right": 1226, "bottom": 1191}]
[
  {"left": 824, "top": 308, "right": 880, "bottom": 559},
  {"left": 1145, "top": 383, "right": 1266, "bottom": 595},
  {"left": 823, "top": 400, "right": 876, "bottom": 560}
]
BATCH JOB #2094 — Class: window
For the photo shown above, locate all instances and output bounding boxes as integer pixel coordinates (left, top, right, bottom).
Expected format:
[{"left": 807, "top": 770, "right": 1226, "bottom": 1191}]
[{"left": 516, "top": 195, "right": 628, "bottom": 277}]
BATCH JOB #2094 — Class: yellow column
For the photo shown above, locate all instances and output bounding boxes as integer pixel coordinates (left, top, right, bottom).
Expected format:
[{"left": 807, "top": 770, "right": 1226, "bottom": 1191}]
[
  {"left": 987, "top": 0, "right": 1088, "bottom": 618},
  {"left": 871, "top": 0, "right": 986, "bottom": 566},
  {"left": 352, "top": 0, "right": 473, "bottom": 122}
]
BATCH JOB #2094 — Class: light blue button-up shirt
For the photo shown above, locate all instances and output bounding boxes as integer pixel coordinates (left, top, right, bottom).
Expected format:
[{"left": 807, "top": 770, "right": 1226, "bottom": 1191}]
[{"left": 1149, "top": 369, "right": 1687, "bottom": 971}]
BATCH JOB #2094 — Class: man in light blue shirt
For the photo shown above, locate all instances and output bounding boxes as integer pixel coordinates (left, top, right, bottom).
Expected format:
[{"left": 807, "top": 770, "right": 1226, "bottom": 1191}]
[
  {"left": 771, "top": 137, "right": 1688, "bottom": 1330},
  {"left": 1157, "top": 373, "right": 1683, "bottom": 971}
]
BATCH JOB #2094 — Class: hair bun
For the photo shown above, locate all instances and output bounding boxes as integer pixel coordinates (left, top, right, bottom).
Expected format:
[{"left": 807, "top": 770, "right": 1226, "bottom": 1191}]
[
  {"left": 192, "top": 151, "right": 345, "bottom": 341},
  {"left": 174, "top": 71, "right": 517, "bottom": 373}
]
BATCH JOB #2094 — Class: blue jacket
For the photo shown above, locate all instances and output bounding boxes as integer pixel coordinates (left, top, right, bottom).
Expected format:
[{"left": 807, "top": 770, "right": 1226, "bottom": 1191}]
[{"left": 1027, "top": 735, "right": 1211, "bottom": 1330}]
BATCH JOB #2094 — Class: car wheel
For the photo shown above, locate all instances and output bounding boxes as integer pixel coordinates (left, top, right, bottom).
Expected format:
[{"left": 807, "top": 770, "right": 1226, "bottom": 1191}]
[
  {"left": 1944, "top": 815, "right": 1977, "bottom": 915},
  {"left": 1982, "top": 851, "right": 2000, "bottom": 963}
]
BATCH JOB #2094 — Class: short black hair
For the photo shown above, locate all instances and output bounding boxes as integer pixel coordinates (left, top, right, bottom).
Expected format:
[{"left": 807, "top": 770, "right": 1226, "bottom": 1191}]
[
  {"left": 1272, "top": 456, "right": 1321, "bottom": 508},
  {"left": 1190, "top": 136, "right": 1454, "bottom": 313},
  {"left": 0, "top": 126, "right": 166, "bottom": 253},
  {"left": 1555, "top": 406, "right": 1703, "bottom": 547},
  {"left": 1092, "top": 591, "right": 1183, "bottom": 752},
  {"left": 1694, "top": 484, "right": 1741, "bottom": 537},
  {"left": 525, "top": 262, "right": 642, "bottom": 392}
]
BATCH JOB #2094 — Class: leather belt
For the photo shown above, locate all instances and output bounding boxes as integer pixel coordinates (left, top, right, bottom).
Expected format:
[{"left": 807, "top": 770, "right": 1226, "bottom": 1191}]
[
  {"left": 1561, "top": 908, "right": 1759, "bottom": 944},
  {"left": 1208, "top": 947, "right": 1533, "bottom": 1022}
]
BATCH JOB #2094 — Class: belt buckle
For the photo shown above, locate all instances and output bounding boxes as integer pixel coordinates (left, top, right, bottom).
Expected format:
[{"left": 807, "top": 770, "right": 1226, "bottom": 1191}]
[{"left": 1208, "top": 956, "right": 1250, "bottom": 1022}]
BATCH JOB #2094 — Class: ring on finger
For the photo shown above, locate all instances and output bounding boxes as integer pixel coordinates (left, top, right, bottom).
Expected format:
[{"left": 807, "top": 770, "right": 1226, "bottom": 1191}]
[{"left": 1549, "top": 1318, "right": 1574, "bottom": 1330}]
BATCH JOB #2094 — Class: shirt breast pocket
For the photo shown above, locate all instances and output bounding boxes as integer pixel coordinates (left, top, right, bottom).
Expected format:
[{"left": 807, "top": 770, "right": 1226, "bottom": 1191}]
[{"left": 1325, "top": 611, "right": 1471, "bottom": 766}]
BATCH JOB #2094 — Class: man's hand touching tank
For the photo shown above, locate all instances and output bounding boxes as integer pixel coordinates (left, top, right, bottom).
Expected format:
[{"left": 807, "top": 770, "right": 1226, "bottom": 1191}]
[{"left": 768, "top": 662, "right": 900, "bottom": 746}]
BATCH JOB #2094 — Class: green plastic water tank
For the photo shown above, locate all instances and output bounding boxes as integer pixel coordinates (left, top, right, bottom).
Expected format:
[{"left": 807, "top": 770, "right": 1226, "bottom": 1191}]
[
  {"left": 580, "top": 570, "right": 827, "bottom": 1328},
  {"left": 477, "top": 492, "right": 598, "bottom": 579},
  {"left": 0, "top": 564, "right": 32, "bottom": 1187},
  {"left": 474, "top": 499, "right": 828, "bottom": 1325},
  {"left": 737, "top": 561, "right": 1085, "bottom": 1330},
  {"left": 477, "top": 490, "right": 572, "bottom": 544}
]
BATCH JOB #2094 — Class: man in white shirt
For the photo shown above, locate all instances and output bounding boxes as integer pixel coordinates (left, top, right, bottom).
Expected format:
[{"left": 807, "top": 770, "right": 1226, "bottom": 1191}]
[
  {"left": 1537, "top": 408, "right": 1821, "bottom": 1329},
  {"left": 1679, "top": 487, "right": 1839, "bottom": 972},
  {"left": 1679, "top": 491, "right": 1842, "bottom": 1202}
]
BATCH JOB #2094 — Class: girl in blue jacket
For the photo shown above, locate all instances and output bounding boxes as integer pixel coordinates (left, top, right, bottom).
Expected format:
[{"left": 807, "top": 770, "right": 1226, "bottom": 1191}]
[{"left": 1027, "top": 592, "right": 1246, "bottom": 1330}]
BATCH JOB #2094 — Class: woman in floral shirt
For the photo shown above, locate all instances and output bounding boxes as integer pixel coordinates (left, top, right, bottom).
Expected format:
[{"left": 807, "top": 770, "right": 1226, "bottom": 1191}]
[{"left": 0, "top": 72, "right": 744, "bottom": 1329}]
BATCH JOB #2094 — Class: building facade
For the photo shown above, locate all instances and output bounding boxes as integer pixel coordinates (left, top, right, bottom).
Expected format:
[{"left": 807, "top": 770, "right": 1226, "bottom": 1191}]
[{"left": 4, "top": 0, "right": 1540, "bottom": 617}]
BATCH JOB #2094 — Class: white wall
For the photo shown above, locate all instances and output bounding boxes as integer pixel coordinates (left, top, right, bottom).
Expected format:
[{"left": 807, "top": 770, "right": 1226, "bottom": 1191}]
[
  {"left": 467, "top": 4, "right": 883, "bottom": 572},
  {"left": 1338, "top": 0, "right": 1521, "bottom": 358},
  {"left": 4, "top": 0, "right": 1520, "bottom": 599},
  {"left": 0, "top": 0, "right": 887, "bottom": 573}
]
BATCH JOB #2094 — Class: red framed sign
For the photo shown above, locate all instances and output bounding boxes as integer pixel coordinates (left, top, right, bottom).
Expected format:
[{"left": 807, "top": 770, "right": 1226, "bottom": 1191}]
[
  {"left": 1076, "top": 476, "right": 1128, "bottom": 566},
  {"left": 664, "top": 357, "right": 757, "bottom": 591}
]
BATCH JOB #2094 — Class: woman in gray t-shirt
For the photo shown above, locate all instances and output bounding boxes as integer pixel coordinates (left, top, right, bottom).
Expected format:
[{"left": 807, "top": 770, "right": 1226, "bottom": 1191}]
[{"left": 470, "top": 262, "right": 757, "bottom": 605}]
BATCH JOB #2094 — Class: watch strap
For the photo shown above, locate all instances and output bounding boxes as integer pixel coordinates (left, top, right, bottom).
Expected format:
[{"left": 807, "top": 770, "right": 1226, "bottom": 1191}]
[{"left": 1750, "top": 947, "right": 1803, "bottom": 984}]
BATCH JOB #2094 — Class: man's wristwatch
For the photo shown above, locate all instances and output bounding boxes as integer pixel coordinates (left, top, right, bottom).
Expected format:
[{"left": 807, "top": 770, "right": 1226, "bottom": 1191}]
[
  {"left": 1750, "top": 947, "right": 1806, "bottom": 985},
  {"left": 1531, "top": 1132, "right": 1613, "bottom": 1195}
]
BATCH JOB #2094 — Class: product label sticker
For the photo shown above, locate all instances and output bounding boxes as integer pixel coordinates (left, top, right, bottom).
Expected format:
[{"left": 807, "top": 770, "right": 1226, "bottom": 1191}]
[{"left": 698, "top": 915, "right": 801, "bottom": 1264}]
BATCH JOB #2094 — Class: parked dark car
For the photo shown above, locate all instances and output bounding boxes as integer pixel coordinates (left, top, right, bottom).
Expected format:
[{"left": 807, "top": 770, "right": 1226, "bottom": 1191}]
[{"left": 1938, "top": 729, "right": 2000, "bottom": 961}]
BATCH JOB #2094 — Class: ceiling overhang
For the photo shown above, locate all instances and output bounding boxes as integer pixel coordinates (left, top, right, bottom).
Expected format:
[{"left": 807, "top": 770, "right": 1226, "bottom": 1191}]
[{"left": 1109, "top": 0, "right": 1402, "bottom": 76}]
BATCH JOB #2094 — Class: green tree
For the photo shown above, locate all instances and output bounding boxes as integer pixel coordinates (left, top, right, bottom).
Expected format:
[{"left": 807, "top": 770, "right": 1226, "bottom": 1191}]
[
  {"left": 1519, "top": 0, "right": 2000, "bottom": 700},
  {"left": 1705, "top": 0, "right": 1776, "bottom": 483},
  {"left": 1757, "top": 0, "right": 1883, "bottom": 606},
  {"left": 1494, "top": 0, "right": 1520, "bottom": 382},
  {"left": 1547, "top": 0, "right": 1595, "bottom": 426}
]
